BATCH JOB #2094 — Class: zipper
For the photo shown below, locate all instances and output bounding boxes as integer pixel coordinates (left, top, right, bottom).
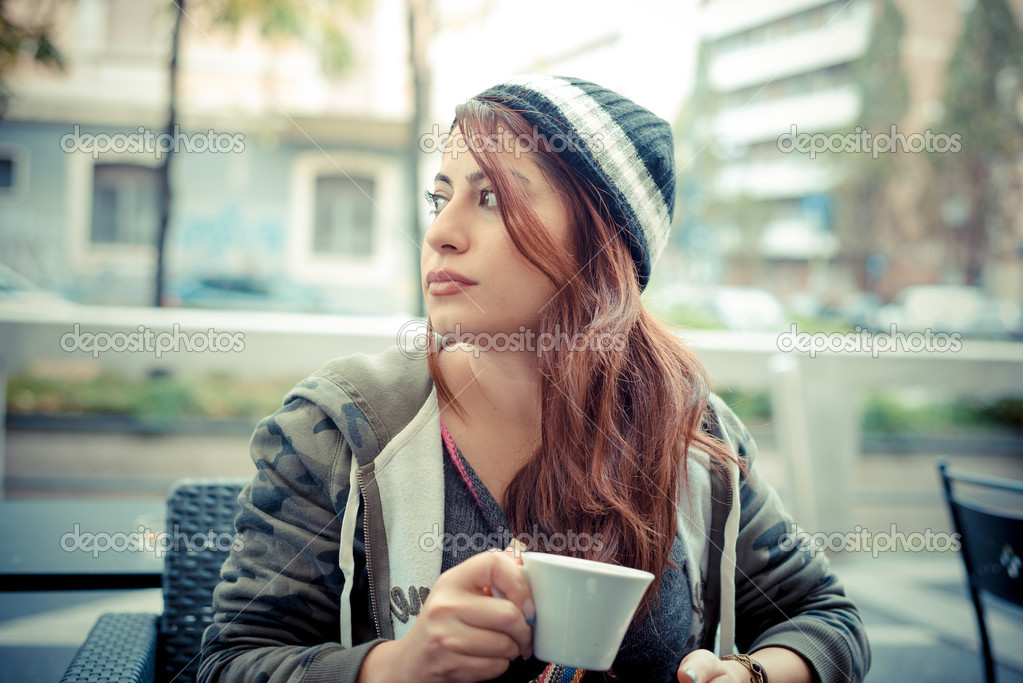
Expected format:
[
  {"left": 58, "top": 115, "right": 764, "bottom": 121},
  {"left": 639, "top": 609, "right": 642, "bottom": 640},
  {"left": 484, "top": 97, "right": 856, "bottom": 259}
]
[{"left": 356, "top": 467, "right": 381, "bottom": 638}]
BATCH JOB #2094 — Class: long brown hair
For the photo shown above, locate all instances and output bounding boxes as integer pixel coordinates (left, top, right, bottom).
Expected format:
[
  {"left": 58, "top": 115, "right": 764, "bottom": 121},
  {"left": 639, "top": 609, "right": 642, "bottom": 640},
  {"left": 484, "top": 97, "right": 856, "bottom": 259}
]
[{"left": 427, "top": 98, "right": 738, "bottom": 610}]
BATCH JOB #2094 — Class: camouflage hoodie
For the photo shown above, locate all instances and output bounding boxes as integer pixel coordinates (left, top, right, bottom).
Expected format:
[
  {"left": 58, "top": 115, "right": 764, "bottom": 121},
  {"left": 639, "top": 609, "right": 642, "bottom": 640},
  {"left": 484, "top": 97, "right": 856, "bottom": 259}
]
[{"left": 198, "top": 346, "right": 870, "bottom": 682}]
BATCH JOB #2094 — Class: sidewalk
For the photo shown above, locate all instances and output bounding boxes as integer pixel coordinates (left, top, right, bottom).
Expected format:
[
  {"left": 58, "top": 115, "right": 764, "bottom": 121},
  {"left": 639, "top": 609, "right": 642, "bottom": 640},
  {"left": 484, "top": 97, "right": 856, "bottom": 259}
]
[{"left": 833, "top": 552, "right": 1023, "bottom": 682}]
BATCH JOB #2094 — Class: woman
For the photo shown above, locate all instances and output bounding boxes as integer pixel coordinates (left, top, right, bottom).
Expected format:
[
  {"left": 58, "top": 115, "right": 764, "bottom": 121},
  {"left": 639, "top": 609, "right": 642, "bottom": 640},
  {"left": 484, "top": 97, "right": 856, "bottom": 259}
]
[{"left": 198, "top": 76, "right": 870, "bottom": 683}]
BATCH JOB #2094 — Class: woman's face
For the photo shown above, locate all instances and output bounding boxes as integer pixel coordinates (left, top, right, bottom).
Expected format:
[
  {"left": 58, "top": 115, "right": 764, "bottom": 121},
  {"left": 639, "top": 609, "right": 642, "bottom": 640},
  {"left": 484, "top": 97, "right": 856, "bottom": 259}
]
[{"left": 421, "top": 127, "right": 571, "bottom": 342}]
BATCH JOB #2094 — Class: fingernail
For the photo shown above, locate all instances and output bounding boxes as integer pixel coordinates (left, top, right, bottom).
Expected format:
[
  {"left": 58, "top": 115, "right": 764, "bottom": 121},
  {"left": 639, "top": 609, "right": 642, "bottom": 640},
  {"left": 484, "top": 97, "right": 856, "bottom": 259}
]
[
  {"left": 524, "top": 598, "right": 536, "bottom": 625},
  {"left": 524, "top": 646, "right": 533, "bottom": 659},
  {"left": 684, "top": 668, "right": 699, "bottom": 683}
]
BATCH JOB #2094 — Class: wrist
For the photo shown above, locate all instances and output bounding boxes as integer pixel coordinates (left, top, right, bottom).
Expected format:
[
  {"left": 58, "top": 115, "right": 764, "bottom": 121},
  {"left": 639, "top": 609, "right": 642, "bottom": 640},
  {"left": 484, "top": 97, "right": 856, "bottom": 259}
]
[
  {"left": 721, "top": 653, "right": 768, "bottom": 683},
  {"left": 357, "top": 639, "right": 404, "bottom": 683},
  {"left": 722, "top": 659, "right": 758, "bottom": 682}
]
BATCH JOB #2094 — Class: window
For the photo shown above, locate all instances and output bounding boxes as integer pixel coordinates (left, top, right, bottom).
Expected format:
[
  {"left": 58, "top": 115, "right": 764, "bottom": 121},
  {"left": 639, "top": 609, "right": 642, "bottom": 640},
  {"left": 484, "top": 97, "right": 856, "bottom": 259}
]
[
  {"left": 90, "top": 163, "right": 159, "bottom": 245},
  {"left": 312, "top": 174, "right": 375, "bottom": 256},
  {"left": 0, "top": 156, "right": 12, "bottom": 190},
  {"left": 0, "top": 146, "right": 27, "bottom": 199},
  {"left": 287, "top": 151, "right": 402, "bottom": 289}
]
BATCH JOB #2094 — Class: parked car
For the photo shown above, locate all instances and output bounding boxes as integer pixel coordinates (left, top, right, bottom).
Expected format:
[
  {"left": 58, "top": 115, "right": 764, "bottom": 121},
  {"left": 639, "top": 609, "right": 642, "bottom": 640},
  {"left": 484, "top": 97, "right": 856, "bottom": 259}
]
[{"left": 871, "top": 285, "right": 1022, "bottom": 339}]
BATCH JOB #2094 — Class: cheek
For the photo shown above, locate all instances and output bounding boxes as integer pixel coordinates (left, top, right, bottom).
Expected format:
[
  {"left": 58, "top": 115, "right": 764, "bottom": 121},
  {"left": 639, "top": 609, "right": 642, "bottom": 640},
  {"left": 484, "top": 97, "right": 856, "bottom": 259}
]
[{"left": 496, "top": 267, "right": 557, "bottom": 316}]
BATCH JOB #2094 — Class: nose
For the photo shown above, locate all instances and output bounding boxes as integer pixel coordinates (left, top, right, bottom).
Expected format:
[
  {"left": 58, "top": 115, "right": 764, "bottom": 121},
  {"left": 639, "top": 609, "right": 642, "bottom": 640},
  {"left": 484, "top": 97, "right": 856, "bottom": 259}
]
[{"left": 423, "top": 200, "right": 469, "bottom": 255}]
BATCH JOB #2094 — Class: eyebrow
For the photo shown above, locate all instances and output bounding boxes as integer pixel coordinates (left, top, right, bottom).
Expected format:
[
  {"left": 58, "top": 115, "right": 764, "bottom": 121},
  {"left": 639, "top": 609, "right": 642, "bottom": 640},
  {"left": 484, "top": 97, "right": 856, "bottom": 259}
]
[{"left": 434, "top": 168, "right": 532, "bottom": 187}]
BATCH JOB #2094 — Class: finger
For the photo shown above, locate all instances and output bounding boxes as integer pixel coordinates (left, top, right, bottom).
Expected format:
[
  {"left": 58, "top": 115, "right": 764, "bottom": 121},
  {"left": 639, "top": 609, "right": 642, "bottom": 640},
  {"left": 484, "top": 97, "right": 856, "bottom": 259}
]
[
  {"left": 443, "top": 624, "right": 524, "bottom": 661},
  {"left": 486, "top": 551, "right": 534, "bottom": 625},
  {"left": 457, "top": 594, "right": 533, "bottom": 655},
  {"left": 487, "top": 542, "right": 526, "bottom": 598},
  {"left": 435, "top": 554, "right": 533, "bottom": 655},
  {"left": 677, "top": 649, "right": 729, "bottom": 682},
  {"left": 678, "top": 668, "right": 698, "bottom": 683}
]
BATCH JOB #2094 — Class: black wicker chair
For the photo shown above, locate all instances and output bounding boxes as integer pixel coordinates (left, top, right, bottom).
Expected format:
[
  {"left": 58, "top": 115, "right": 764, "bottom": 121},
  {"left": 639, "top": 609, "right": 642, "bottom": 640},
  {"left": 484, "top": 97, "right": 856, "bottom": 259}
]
[
  {"left": 60, "top": 478, "right": 249, "bottom": 683},
  {"left": 939, "top": 460, "right": 1023, "bottom": 683}
]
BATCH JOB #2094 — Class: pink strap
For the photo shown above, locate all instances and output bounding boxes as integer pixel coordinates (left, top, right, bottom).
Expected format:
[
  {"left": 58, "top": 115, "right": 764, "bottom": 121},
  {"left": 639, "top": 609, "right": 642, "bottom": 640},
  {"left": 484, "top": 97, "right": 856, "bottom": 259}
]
[{"left": 439, "top": 416, "right": 485, "bottom": 510}]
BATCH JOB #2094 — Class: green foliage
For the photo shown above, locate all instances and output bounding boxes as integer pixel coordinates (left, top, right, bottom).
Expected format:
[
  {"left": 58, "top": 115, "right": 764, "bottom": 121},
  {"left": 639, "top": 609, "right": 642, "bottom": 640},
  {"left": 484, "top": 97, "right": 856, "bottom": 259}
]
[
  {"left": 848, "top": 0, "right": 908, "bottom": 183},
  {"left": 716, "top": 389, "right": 773, "bottom": 426},
  {"left": 719, "top": 388, "right": 1022, "bottom": 436},
  {"left": 941, "top": 0, "right": 1023, "bottom": 151},
  {"left": 0, "top": 0, "right": 66, "bottom": 115},
  {"left": 205, "top": 0, "right": 369, "bottom": 76},
  {"left": 649, "top": 303, "right": 723, "bottom": 331},
  {"left": 927, "top": 0, "right": 1023, "bottom": 283},
  {"left": 786, "top": 315, "right": 855, "bottom": 334},
  {"left": 860, "top": 392, "right": 1023, "bottom": 435},
  {"left": 674, "top": 40, "right": 723, "bottom": 238},
  {"left": 832, "top": 0, "right": 911, "bottom": 272},
  {"left": 7, "top": 370, "right": 299, "bottom": 420},
  {"left": 0, "top": 4, "right": 66, "bottom": 71},
  {"left": 854, "top": 0, "right": 909, "bottom": 136},
  {"left": 7, "top": 371, "right": 1022, "bottom": 437}
]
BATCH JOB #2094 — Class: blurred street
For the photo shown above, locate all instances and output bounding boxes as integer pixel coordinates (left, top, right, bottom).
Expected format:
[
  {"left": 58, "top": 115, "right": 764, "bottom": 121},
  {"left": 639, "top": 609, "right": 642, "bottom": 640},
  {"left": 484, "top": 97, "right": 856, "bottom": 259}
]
[{"left": 1, "top": 427, "right": 1020, "bottom": 681}]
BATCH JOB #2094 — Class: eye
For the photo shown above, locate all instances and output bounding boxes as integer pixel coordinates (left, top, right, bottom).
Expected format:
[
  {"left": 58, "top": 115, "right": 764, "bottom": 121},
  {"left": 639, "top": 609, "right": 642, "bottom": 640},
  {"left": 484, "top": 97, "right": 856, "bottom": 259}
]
[
  {"left": 479, "top": 189, "right": 498, "bottom": 209},
  {"left": 423, "top": 190, "right": 448, "bottom": 215}
]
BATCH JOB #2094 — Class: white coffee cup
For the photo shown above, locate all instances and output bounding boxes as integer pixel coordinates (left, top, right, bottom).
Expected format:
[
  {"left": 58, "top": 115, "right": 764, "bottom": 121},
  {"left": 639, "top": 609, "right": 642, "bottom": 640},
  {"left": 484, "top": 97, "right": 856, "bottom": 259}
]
[{"left": 518, "top": 552, "right": 654, "bottom": 671}]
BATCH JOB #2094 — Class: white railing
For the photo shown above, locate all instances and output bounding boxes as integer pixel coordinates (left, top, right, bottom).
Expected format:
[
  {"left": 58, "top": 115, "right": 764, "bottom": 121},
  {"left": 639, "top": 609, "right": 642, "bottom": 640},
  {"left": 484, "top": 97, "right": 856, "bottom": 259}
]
[{"left": 2, "top": 307, "right": 1022, "bottom": 531}]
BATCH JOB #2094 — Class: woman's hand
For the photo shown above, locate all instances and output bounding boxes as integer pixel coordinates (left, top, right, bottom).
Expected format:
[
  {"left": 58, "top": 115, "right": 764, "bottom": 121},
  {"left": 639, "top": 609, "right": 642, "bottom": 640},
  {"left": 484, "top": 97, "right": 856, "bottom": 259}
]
[
  {"left": 359, "top": 546, "right": 535, "bottom": 683},
  {"left": 677, "top": 649, "right": 752, "bottom": 682},
  {"left": 678, "top": 646, "right": 813, "bottom": 683}
]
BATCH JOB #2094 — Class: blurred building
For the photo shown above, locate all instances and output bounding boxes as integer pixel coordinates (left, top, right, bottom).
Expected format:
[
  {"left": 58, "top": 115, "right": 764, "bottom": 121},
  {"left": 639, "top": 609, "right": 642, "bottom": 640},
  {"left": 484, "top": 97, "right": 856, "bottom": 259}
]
[
  {"left": 0, "top": 0, "right": 418, "bottom": 313},
  {"left": 684, "top": 0, "right": 1023, "bottom": 308}
]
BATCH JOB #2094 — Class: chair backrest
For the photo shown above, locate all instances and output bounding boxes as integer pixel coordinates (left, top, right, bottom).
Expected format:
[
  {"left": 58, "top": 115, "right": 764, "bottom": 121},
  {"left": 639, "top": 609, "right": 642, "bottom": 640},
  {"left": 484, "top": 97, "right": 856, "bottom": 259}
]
[
  {"left": 939, "top": 461, "right": 1023, "bottom": 607},
  {"left": 158, "top": 478, "right": 250, "bottom": 683}
]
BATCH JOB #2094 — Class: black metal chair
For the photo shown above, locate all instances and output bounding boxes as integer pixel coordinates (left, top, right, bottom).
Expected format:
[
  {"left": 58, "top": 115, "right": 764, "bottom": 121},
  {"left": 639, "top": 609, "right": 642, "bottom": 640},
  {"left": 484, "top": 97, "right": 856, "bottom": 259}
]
[
  {"left": 938, "top": 459, "right": 1023, "bottom": 683},
  {"left": 60, "top": 478, "right": 249, "bottom": 683}
]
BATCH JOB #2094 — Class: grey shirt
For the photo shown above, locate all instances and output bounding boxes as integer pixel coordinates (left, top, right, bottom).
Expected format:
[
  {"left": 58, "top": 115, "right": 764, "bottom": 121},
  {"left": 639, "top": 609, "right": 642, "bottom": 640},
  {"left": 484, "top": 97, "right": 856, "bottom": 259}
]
[{"left": 440, "top": 420, "right": 692, "bottom": 682}]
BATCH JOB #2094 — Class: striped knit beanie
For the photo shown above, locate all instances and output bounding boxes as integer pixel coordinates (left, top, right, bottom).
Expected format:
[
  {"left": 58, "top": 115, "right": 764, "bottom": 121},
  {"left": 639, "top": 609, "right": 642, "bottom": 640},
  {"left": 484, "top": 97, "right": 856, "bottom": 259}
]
[{"left": 471, "top": 75, "right": 675, "bottom": 291}]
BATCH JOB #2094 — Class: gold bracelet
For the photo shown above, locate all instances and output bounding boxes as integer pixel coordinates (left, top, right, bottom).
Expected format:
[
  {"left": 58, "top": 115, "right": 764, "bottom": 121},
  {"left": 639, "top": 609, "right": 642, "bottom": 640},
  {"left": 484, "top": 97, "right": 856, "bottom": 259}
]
[{"left": 721, "top": 654, "right": 768, "bottom": 683}]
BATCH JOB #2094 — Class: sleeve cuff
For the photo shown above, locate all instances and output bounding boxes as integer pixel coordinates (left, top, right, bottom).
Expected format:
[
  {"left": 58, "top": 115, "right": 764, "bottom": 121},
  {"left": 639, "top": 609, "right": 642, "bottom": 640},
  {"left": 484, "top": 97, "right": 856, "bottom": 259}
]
[
  {"left": 300, "top": 639, "right": 389, "bottom": 683},
  {"left": 751, "top": 627, "right": 862, "bottom": 683}
]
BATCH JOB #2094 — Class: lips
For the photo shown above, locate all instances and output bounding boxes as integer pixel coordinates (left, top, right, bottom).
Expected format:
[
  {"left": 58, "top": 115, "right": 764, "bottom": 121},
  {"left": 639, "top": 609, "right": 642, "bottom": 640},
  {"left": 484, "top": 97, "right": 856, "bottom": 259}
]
[
  {"left": 426, "top": 269, "right": 477, "bottom": 285},
  {"left": 426, "top": 269, "right": 478, "bottom": 296}
]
